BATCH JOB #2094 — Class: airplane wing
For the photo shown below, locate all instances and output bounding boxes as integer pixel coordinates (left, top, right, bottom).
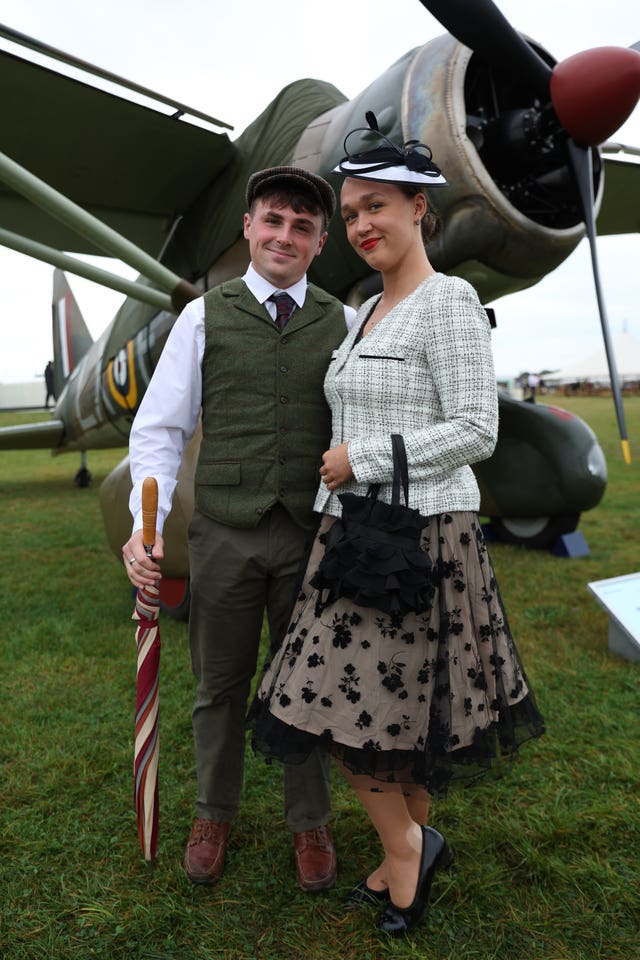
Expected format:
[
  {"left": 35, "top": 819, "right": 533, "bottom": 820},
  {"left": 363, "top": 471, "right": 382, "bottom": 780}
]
[
  {"left": 0, "top": 49, "right": 236, "bottom": 256},
  {"left": 597, "top": 155, "right": 640, "bottom": 235}
]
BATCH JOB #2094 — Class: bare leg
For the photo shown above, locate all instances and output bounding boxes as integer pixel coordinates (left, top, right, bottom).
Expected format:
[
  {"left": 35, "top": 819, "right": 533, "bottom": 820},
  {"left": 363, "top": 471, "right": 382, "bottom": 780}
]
[
  {"left": 406, "top": 789, "right": 431, "bottom": 827},
  {"left": 364, "top": 789, "right": 430, "bottom": 891},
  {"left": 338, "top": 763, "right": 429, "bottom": 906},
  {"left": 355, "top": 787, "right": 423, "bottom": 908}
]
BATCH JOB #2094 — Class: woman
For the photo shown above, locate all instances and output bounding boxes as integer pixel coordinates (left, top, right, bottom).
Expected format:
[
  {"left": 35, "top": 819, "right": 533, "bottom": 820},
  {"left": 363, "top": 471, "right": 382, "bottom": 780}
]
[{"left": 252, "top": 115, "right": 545, "bottom": 936}]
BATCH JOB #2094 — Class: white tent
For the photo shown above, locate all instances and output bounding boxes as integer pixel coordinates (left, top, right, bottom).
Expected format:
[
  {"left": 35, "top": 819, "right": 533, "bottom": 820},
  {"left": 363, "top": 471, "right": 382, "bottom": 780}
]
[{"left": 545, "top": 332, "right": 640, "bottom": 384}]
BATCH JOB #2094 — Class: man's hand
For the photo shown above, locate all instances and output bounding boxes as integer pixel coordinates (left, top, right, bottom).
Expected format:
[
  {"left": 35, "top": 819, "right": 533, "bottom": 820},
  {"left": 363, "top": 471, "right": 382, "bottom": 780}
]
[
  {"left": 319, "top": 442, "right": 354, "bottom": 492},
  {"left": 122, "top": 529, "right": 164, "bottom": 589}
]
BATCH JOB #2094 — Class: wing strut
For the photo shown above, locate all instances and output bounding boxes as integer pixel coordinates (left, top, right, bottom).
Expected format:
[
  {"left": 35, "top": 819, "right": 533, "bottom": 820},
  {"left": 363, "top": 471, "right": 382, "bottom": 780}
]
[
  {"left": 0, "top": 151, "right": 200, "bottom": 313},
  {"left": 0, "top": 228, "right": 173, "bottom": 312}
]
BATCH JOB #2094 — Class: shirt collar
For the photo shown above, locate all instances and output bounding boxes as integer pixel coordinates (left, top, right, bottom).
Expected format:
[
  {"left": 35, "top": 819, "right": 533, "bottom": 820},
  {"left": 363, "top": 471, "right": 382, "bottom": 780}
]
[{"left": 243, "top": 263, "right": 307, "bottom": 309}]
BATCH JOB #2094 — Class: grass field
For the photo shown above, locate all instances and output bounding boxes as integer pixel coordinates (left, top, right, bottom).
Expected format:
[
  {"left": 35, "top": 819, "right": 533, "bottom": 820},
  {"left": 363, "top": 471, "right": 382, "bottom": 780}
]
[{"left": 1, "top": 398, "right": 639, "bottom": 960}]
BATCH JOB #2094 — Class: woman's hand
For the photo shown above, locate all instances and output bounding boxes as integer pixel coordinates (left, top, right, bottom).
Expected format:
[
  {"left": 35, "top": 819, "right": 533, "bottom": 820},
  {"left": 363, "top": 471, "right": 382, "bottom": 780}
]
[
  {"left": 122, "top": 529, "right": 164, "bottom": 589},
  {"left": 319, "top": 442, "right": 354, "bottom": 491}
]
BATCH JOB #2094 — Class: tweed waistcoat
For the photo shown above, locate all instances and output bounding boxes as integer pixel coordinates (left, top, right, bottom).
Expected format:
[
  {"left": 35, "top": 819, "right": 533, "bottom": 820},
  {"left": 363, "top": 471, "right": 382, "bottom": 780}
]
[{"left": 195, "top": 277, "right": 346, "bottom": 529}]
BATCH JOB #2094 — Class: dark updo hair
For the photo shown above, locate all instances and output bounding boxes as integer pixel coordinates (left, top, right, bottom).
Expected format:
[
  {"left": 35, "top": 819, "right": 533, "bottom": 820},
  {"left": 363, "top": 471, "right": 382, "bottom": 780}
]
[{"left": 396, "top": 183, "right": 439, "bottom": 245}]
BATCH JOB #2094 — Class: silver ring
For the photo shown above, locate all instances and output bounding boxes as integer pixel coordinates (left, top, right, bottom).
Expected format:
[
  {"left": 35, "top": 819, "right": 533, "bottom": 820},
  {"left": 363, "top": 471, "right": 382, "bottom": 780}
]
[{"left": 128, "top": 556, "right": 136, "bottom": 565}]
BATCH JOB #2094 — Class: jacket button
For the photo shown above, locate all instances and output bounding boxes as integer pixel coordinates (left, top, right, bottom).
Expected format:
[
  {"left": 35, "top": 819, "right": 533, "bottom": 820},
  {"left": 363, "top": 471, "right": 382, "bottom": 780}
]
[
  {"left": 280, "top": 336, "right": 289, "bottom": 345},
  {"left": 279, "top": 488, "right": 286, "bottom": 497},
  {"left": 256, "top": 507, "right": 263, "bottom": 515},
  {"left": 279, "top": 456, "right": 286, "bottom": 465},
  {"left": 280, "top": 365, "right": 288, "bottom": 373},
  {"left": 280, "top": 395, "right": 288, "bottom": 404}
]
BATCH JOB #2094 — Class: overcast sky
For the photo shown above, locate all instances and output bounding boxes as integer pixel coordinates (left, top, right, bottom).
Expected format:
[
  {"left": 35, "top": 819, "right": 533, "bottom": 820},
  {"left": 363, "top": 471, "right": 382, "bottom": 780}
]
[{"left": 1, "top": 0, "right": 639, "bottom": 382}]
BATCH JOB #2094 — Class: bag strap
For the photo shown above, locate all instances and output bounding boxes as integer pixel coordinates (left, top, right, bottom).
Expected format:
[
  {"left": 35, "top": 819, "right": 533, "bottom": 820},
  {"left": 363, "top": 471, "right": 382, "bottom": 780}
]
[
  {"left": 391, "top": 434, "right": 410, "bottom": 506},
  {"left": 365, "top": 434, "right": 410, "bottom": 505}
]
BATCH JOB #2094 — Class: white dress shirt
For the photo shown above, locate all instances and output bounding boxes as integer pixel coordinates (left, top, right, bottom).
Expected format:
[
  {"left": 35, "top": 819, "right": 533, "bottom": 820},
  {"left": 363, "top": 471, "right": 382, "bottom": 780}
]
[{"left": 129, "top": 264, "right": 356, "bottom": 533}]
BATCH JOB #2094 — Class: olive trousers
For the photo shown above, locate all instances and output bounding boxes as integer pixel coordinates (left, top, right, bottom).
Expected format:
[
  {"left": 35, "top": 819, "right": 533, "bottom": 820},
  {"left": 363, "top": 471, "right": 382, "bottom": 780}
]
[{"left": 187, "top": 506, "right": 331, "bottom": 830}]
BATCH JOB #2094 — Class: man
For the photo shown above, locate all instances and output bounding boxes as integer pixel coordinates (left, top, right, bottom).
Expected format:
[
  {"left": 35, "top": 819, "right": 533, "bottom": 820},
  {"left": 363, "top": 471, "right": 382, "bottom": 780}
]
[
  {"left": 44, "top": 360, "right": 55, "bottom": 409},
  {"left": 122, "top": 167, "right": 355, "bottom": 890}
]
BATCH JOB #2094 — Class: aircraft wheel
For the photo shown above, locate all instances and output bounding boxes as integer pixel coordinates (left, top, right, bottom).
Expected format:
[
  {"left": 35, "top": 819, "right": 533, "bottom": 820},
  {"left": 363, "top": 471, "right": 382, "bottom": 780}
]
[
  {"left": 74, "top": 466, "right": 93, "bottom": 488},
  {"left": 489, "top": 513, "right": 580, "bottom": 549},
  {"left": 159, "top": 577, "right": 190, "bottom": 620}
]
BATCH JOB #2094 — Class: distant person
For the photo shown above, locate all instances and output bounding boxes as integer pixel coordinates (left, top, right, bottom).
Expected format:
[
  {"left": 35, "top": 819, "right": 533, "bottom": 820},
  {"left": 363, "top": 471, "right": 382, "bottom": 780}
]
[
  {"left": 527, "top": 372, "right": 539, "bottom": 401},
  {"left": 252, "top": 119, "right": 545, "bottom": 936},
  {"left": 122, "top": 166, "right": 356, "bottom": 891},
  {"left": 44, "top": 361, "right": 55, "bottom": 409}
]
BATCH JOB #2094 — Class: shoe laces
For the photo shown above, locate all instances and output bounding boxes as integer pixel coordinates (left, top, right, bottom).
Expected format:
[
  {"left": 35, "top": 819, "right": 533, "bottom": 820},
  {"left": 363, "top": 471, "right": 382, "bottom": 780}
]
[
  {"left": 298, "top": 826, "right": 331, "bottom": 851},
  {"left": 191, "top": 819, "right": 226, "bottom": 845}
]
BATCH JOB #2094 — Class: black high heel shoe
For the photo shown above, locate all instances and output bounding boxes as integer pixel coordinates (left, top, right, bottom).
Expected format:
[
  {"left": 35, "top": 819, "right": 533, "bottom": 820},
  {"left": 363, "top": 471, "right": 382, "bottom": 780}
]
[
  {"left": 377, "top": 826, "right": 449, "bottom": 937},
  {"left": 345, "top": 877, "right": 390, "bottom": 908}
]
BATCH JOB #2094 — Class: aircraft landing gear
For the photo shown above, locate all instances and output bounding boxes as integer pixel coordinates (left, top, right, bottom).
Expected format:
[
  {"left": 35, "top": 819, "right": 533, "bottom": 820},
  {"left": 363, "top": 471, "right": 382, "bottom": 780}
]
[
  {"left": 74, "top": 451, "right": 93, "bottom": 488},
  {"left": 488, "top": 513, "right": 580, "bottom": 549}
]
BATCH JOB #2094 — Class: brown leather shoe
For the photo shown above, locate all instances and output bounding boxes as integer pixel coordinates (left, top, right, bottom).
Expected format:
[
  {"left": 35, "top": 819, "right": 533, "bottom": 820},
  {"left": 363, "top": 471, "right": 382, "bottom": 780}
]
[
  {"left": 293, "top": 825, "right": 337, "bottom": 892},
  {"left": 184, "top": 818, "right": 231, "bottom": 884}
]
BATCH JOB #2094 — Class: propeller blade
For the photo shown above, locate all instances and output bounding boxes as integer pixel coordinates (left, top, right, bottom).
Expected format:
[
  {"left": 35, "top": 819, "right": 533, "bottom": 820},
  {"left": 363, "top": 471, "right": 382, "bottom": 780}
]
[
  {"left": 420, "top": 0, "right": 635, "bottom": 460},
  {"left": 551, "top": 47, "right": 640, "bottom": 147},
  {"left": 418, "top": 0, "right": 552, "bottom": 97},
  {"left": 566, "top": 140, "right": 631, "bottom": 463}
]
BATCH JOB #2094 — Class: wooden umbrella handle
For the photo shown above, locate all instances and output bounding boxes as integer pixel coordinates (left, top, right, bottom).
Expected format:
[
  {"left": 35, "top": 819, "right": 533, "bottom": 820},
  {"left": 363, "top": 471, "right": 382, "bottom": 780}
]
[{"left": 141, "top": 477, "right": 158, "bottom": 551}]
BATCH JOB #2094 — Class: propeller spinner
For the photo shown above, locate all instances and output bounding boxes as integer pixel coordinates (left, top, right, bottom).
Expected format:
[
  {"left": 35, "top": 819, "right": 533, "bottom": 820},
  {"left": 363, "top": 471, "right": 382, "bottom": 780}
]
[{"left": 420, "top": 0, "right": 640, "bottom": 463}]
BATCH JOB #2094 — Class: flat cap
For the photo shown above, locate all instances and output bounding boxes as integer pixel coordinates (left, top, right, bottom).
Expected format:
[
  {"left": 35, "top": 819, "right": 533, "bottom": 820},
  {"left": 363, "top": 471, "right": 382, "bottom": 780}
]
[{"left": 246, "top": 165, "right": 336, "bottom": 223}]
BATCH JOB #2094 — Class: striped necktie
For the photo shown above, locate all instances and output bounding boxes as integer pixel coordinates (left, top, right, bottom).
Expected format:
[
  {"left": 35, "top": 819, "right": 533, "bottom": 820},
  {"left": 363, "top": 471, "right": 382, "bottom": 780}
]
[{"left": 268, "top": 292, "right": 296, "bottom": 331}]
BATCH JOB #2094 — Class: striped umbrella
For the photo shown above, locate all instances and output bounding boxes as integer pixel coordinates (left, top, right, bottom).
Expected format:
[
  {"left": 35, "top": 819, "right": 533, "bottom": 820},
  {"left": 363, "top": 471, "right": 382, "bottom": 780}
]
[{"left": 132, "top": 477, "right": 160, "bottom": 864}]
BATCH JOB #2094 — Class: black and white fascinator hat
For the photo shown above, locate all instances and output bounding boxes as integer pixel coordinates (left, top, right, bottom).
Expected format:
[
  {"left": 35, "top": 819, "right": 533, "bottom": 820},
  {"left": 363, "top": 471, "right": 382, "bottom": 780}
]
[{"left": 333, "top": 111, "right": 447, "bottom": 187}]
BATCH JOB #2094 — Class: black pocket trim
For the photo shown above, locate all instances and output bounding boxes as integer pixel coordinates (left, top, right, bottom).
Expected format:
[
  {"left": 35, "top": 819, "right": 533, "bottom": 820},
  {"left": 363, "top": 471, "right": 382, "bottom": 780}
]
[{"left": 358, "top": 355, "right": 405, "bottom": 361}]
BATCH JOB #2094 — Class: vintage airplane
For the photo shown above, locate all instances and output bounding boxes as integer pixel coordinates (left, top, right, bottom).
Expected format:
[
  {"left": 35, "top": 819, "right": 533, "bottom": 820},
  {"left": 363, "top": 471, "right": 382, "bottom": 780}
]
[{"left": 1, "top": 0, "right": 639, "bottom": 616}]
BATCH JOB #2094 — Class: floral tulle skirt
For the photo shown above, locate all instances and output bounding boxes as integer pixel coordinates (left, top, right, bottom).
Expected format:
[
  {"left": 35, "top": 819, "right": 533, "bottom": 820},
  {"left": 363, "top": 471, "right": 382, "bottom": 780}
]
[{"left": 251, "top": 512, "right": 545, "bottom": 797}]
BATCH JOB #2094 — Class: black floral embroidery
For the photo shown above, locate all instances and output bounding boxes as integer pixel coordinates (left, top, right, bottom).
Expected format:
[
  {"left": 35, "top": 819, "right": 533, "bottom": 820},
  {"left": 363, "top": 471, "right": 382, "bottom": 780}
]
[
  {"left": 467, "top": 668, "right": 488, "bottom": 691},
  {"left": 417, "top": 660, "right": 432, "bottom": 684},
  {"left": 490, "top": 653, "right": 506, "bottom": 673},
  {"left": 301, "top": 685, "right": 317, "bottom": 703},
  {"left": 339, "top": 664, "right": 361, "bottom": 704},
  {"left": 255, "top": 512, "right": 544, "bottom": 795},
  {"left": 377, "top": 653, "right": 407, "bottom": 695},
  {"left": 382, "top": 673, "right": 404, "bottom": 693},
  {"left": 356, "top": 710, "right": 372, "bottom": 729},
  {"left": 332, "top": 628, "right": 352, "bottom": 649}
]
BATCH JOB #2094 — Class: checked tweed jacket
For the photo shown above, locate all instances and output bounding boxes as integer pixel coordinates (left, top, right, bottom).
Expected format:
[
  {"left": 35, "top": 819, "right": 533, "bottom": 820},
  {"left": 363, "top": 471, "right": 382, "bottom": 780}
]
[{"left": 314, "top": 273, "right": 498, "bottom": 519}]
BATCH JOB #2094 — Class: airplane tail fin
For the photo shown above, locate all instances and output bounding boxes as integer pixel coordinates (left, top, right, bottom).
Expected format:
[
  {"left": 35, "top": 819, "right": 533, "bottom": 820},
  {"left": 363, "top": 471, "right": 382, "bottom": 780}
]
[{"left": 51, "top": 269, "right": 93, "bottom": 396}]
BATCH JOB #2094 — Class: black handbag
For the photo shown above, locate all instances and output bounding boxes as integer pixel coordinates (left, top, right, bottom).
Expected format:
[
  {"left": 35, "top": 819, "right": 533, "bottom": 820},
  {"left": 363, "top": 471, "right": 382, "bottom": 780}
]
[{"left": 310, "top": 435, "right": 434, "bottom": 616}]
